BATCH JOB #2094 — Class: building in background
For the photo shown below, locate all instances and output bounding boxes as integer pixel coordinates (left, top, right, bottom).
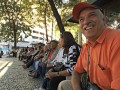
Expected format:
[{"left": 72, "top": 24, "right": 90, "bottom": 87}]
[{"left": 23, "top": 23, "right": 58, "bottom": 44}]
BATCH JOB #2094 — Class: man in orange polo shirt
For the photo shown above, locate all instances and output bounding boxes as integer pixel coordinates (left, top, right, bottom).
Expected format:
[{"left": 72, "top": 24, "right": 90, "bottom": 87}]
[{"left": 58, "top": 2, "right": 120, "bottom": 90}]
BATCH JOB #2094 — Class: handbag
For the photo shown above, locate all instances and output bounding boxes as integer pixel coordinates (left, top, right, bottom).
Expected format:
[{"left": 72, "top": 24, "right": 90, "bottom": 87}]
[
  {"left": 80, "top": 48, "right": 101, "bottom": 90},
  {"left": 80, "top": 72, "right": 101, "bottom": 90},
  {"left": 52, "top": 62, "right": 65, "bottom": 72}
]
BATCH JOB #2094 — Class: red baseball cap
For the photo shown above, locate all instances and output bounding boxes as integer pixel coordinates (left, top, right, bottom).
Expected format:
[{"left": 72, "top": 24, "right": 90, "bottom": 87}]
[{"left": 73, "top": 2, "right": 97, "bottom": 20}]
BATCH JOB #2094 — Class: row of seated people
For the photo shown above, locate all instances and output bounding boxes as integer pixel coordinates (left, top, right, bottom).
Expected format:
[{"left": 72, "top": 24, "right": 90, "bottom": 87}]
[
  {"left": 19, "top": 46, "right": 41, "bottom": 62},
  {"left": 19, "top": 31, "right": 82, "bottom": 90}
]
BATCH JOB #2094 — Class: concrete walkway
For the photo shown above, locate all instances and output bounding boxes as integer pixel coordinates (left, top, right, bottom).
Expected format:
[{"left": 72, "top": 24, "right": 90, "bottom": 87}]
[{"left": 0, "top": 57, "right": 40, "bottom": 90}]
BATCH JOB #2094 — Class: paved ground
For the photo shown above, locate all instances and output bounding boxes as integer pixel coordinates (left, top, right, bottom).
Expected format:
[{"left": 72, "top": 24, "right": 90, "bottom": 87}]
[{"left": 0, "top": 57, "right": 40, "bottom": 90}]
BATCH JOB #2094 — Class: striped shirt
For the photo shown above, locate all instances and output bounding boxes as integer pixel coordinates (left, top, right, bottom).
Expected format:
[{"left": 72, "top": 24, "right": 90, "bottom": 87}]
[{"left": 63, "top": 44, "right": 81, "bottom": 75}]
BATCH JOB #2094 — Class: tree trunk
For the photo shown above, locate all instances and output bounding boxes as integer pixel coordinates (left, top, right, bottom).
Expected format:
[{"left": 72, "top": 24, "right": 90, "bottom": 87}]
[
  {"left": 51, "top": 19, "right": 53, "bottom": 40},
  {"left": 47, "top": 0, "right": 65, "bottom": 34},
  {"left": 44, "top": 2, "right": 48, "bottom": 42},
  {"left": 13, "top": 20, "right": 17, "bottom": 48}
]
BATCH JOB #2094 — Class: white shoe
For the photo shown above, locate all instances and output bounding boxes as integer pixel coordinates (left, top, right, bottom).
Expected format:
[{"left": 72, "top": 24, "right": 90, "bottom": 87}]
[
  {"left": 34, "top": 88, "right": 39, "bottom": 90},
  {"left": 34, "top": 88, "right": 38, "bottom": 90},
  {"left": 38, "top": 88, "right": 45, "bottom": 90},
  {"left": 34, "top": 88, "right": 45, "bottom": 90}
]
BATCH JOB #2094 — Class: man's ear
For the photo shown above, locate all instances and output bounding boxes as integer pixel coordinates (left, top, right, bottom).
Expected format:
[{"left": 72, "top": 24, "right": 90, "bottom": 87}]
[{"left": 103, "top": 16, "right": 107, "bottom": 26}]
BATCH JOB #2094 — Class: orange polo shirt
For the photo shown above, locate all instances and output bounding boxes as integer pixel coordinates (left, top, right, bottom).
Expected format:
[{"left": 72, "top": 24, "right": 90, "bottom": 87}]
[{"left": 74, "top": 28, "right": 120, "bottom": 90}]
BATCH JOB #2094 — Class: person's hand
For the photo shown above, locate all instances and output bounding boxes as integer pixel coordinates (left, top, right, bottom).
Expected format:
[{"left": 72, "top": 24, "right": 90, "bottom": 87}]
[
  {"left": 34, "top": 56, "right": 38, "bottom": 60},
  {"left": 31, "top": 56, "right": 34, "bottom": 60},
  {"left": 39, "top": 62, "right": 44, "bottom": 67},
  {"left": 47, "top": 63, "right": 53, "bottom": 68},
  {"left": 45, "top": 72, "right": 57, "bottom": 79}
]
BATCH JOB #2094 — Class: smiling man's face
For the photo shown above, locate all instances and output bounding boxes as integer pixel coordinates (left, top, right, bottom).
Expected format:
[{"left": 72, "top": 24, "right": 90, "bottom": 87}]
[{"left": 79, "top": 8, "right": 105, "bottom": 42}]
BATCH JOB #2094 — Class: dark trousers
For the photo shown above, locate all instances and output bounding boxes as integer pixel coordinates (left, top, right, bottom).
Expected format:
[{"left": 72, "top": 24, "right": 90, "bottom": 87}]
[
  {"left": 49, "top": 76, "right": 66, "bottom": 90},
  {"left": 26, "top": 55, "right": 32, "bottom": 62},
  {"left": 26, "top": 59, "right": 34, "bottom": 68},
  {"left": 13, "top": 52, "right": 17, "bottom": 57},
  {"left": 41, "top": 76, "right": 66, "bottom": 90},
  {"left": 41, "top": 64, "right": 47, "bottom": 78},
  {"left": 42, "top": 77, "right": 48, "bottom": 89}
]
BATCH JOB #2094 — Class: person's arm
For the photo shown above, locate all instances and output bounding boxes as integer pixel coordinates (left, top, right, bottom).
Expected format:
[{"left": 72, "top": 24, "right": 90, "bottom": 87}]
[
  {"left": 110, "top": 40, "right": 120, "bottom": 90},
  {"left": 47, "top": 63, "right": 54, "bottom": 68},
  {"left": 71, "top": 46, "right": 85, "bottom": 90},
  {"left": 66, "top": 45, "right": 80, "bottom": 75},
  {"left": 72, "top": 71, "right": 81, "bottom": 90},
  {"left": 46, "top": 69, "right": 69, "bottom": 79}
]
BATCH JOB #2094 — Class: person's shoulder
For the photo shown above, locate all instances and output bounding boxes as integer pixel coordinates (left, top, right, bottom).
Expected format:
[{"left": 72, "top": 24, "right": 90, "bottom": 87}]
[
  {"left": 107, "top": 28, "right": 120, "bottom": 37},
  {"left": 106, "top": 28, "right": 120, "bottom": 39},
  {"left": 106, "top": 28, "right": 120, "bottom": 43},
  {"left": 54, "top": 47, "right": 59, "bottom": 51}
]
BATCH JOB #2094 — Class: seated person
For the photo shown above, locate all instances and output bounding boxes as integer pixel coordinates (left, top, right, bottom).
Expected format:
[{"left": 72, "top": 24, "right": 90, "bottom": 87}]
[
  {"left": 29, "top": 40, "right": 59, "bottom": 78},
  {"left": 0, "top": 50, "right": 3, "bottom": 58},
  {"left": 35, "top": 31, "right": 81, "bottom": 90},
  {"left": 58, "top": 2, "right": 120, "bottom": 90}
]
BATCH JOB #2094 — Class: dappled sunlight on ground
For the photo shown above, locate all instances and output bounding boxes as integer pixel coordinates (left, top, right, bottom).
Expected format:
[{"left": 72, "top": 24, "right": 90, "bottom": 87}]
[
  {"left": 0, "top": 61, "right": 13, "bottom": 79},
  {"left": 0, "top": 57, "right": 40, "bottom": 90}
]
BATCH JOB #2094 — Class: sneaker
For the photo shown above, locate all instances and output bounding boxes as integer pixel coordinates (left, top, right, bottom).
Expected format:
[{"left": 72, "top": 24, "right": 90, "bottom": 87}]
[
  {"left": 29, "top": 70, "right": 34, "bottom": 73},
  {"left": 29, "top": 70, "right": 35, "bottom": 74},
  {"left": 28, "top": 72, "right": 39, "bottom": 78},
  {"left": 39, "top": 88, "right": 45, "bottom": 90},
  {"left": 22, "top": 65, "right": 27, "bottom": 69},
  {"left": 34, "top": 88, "right": 39, "bottom": 90},
  {"left": 34, "top": 88, "right": 45, "bottom": 90}
]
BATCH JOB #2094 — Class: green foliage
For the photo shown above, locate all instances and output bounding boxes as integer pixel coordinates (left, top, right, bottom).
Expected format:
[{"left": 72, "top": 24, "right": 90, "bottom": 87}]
[
  {"left": 64, "top": 22, "right": 79, "bottom": 41},
  {"left": 0, "top": 21, "right": 31, "bottom": 41},
  {"left": 0, "top": 0, "right": 33, "bottom": 42},
  {"left": 0, "top": 0, "right": 54, "bottom": 42},
  {"left": 53, "top": 0, "right": 63, "bottom": 8},
  {"left": 107, "top": 11, "right": 120, "bottom": 29},
  {"left": 0, "top": 0, "right": 85, "bottom": 43}
]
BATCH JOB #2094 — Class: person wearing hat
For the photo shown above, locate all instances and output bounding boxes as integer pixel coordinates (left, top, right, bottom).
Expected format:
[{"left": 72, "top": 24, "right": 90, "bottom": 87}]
[{"left": 58, "top": 2, "right": 120, "bottom": 90}]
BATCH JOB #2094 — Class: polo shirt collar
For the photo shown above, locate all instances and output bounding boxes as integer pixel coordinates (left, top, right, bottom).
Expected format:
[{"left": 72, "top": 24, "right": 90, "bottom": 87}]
[
  {"left": 86, "top": 28, "right": 108, "bottom": 46},
  {"left": 96, "top": 28, "right": 108, "bottom": 44}
]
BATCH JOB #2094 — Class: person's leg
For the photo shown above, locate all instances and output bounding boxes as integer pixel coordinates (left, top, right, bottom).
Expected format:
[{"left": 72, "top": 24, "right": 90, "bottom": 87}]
[
  {"left": 49, "top": 76, "right": 66, "bottom": 90},
  {"left": 23, "top": 59, "right": 34, "bottom": 69},
  {"left": 19, "top": 55, "right": 20, "bottom": 60},
  {"left": 57, "top": 80, "right": 72, "bottom": 90},
  {"left": 41, "top": 77, "right": 49, "bottom": 89},
  {"left": 26, "top": 55, "right": 32, "bottom": 62},
  {"left": 41, "top": 64, "right": 47, "bottom": 78},
  {"left": 26, "top": 59, "right": 34, "bottom": 68},
  {"left": 35, "top": 61, "right": 41, "bottom": 77},
  {"left": 34, "top": 78, "right": 46, "bottom": 90},
  {"left": 34, "top": 60, "right": 40, "bottom": 70},
  {"left": 21, "top": 55, "right": 23, "bottom": 60}
]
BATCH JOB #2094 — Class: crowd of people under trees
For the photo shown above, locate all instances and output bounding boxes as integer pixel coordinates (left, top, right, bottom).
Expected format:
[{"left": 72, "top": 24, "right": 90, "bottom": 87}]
[
  {"left": 17, "top": 31, "right": 81, "bottom": 90},
  {"left": 8, "top": 1, "right": 120, "bottom": 90}
]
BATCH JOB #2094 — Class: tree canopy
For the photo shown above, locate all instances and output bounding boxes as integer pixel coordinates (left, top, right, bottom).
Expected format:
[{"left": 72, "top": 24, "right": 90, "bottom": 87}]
[{"left": 0, "top": 0, "right": 119, "bottom": 47}]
